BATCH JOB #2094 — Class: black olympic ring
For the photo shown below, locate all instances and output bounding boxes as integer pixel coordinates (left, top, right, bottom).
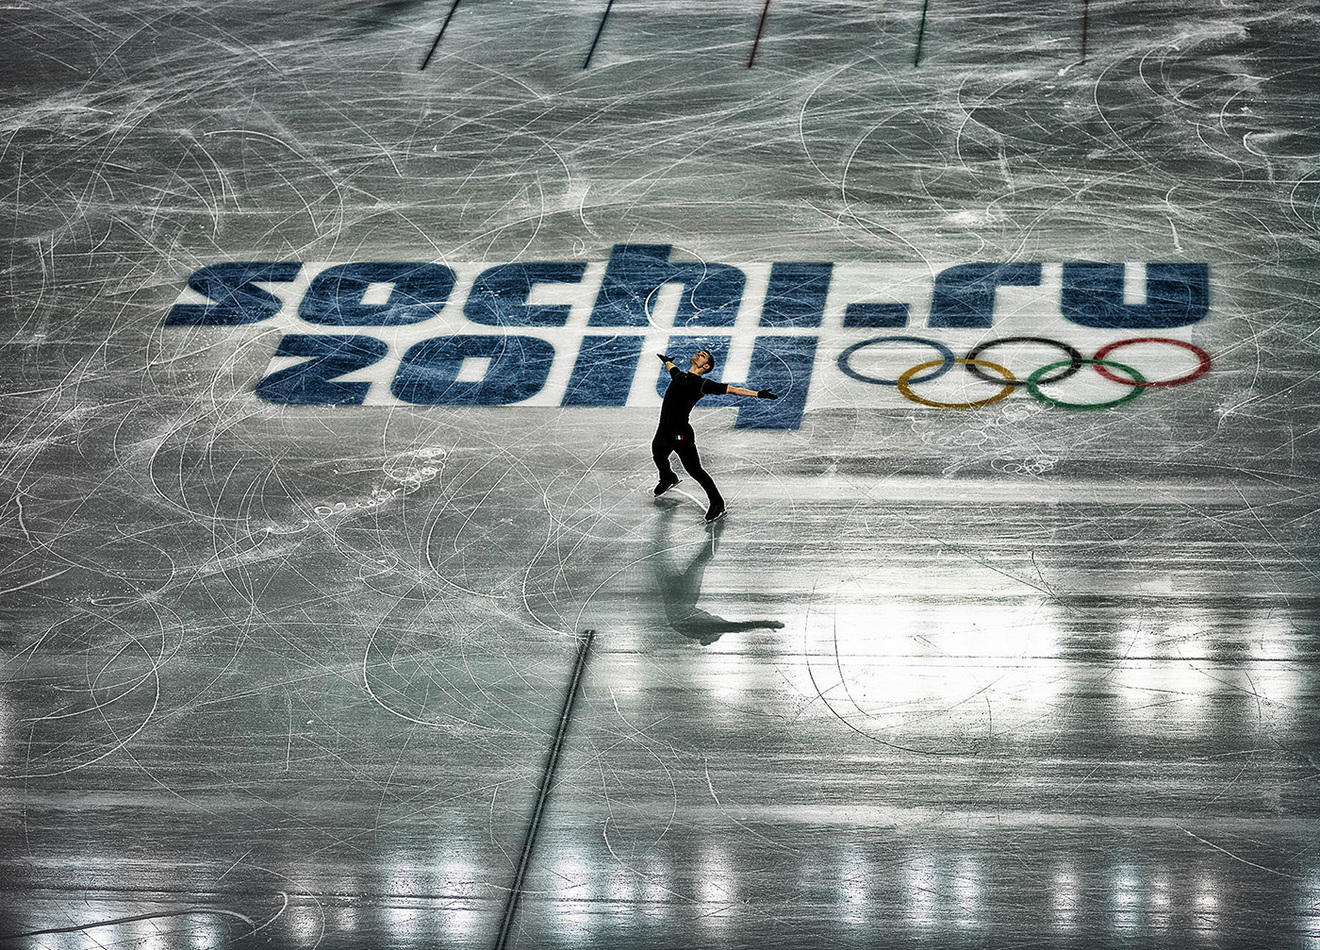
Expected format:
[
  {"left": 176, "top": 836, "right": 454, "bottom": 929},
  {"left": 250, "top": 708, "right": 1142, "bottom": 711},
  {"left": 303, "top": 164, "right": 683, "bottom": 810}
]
[
  {"left": 964, "top": 336, "right": 1084, "bottom": 387},
  {"left": 839, "top": 335, "right": 1212, "bottom": 408}
]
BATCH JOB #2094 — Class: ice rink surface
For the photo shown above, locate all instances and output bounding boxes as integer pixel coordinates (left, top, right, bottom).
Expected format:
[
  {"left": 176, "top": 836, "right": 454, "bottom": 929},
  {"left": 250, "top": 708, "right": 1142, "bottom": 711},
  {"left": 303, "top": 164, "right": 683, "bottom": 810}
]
[{"left": 2, "top": 1, "right": 1319, "bottom": 947}]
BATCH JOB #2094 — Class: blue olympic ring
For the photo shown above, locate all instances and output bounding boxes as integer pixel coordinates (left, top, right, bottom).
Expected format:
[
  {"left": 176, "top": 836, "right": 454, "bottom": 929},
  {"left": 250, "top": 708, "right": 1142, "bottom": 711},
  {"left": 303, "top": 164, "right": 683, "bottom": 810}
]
[{"left": 836, "top": 335, "right": 957, "bottom": 386}]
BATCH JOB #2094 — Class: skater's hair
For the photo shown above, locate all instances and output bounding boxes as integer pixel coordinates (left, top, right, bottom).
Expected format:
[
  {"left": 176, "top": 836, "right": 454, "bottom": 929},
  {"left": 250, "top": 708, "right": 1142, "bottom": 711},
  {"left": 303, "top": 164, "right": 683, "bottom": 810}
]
[{"left": 694, "top": 350, "right": 716, "bottom": 370}]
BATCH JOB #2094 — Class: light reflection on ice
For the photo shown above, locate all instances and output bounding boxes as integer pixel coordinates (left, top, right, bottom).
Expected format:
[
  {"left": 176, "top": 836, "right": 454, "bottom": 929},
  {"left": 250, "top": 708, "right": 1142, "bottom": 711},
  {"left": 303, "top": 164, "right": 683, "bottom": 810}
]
[
  {"left": 800, "top": 598, "right": 1067, "bottom": 736},
  {"left": 837, "top": 847, "right": 870, "bottom": 923},
  {"left": 287, "top": 906, "right": 324, "bottom": 945},
  {"left": 135, "top": 923, "right": 169, "bottom": 950},
  {"left": 696, "top": 843, "right": 737, "bottom": 914},
  {"left": 188, "top": 920, "right": 219, "bottom": 950},
  {"left": 905, "top": 855, "right": 938, "bottom": 929},
  {"left": 607, "top": 868, "right": 640, "bottom": 903},
  {"left": 1149, "top": 872, "right": 1171, "bottom": 929},
  {"left": 1111, "top": 864, "right": 1141, "bottom": 935},
  {"left": 953, "top": 856, "right": 981, "bottom": 927},
  {"left": 437, "top": 857, "right": 480, "bottom": 898},
  {"left": 387, "top": 905, "right": 422, "bottom": 938},
  {"left": 1053, "top": 866, "right": 1078, "bottom": 931},
  {"left": 640, "top": 856, "right": 675, "bottom": 918},
  {"left": 550, "top": 853, "right": 591, "bottom": 899},
  {"left": 440, "top": 902, "right": 480, "bottom": 940}
]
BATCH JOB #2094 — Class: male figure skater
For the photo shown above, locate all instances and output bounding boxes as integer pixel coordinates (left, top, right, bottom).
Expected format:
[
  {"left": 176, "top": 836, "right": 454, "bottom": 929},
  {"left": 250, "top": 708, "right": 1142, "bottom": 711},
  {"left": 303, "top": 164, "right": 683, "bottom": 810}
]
[{"left": 653, "top": 350, "right": 778, "bottom": 523}]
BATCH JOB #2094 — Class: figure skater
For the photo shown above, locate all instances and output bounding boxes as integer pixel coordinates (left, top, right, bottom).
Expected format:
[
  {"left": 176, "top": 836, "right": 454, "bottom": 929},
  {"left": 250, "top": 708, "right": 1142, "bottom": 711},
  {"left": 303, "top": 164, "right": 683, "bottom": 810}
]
[{"left": 652, "top": 350, "right": 777, "bottom": 523}]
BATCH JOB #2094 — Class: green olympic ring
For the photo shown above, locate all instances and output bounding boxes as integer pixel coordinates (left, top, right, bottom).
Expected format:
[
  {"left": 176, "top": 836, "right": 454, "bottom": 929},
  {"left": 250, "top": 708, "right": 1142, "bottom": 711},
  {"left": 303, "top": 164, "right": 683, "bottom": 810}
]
[{"left": 1026, "top": 358, "right": 1146, "bottom": 410}]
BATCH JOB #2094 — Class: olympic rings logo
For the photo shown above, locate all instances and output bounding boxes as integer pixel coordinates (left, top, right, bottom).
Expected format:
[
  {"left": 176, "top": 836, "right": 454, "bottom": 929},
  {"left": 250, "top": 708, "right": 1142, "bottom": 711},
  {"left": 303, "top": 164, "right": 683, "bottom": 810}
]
[{"left": 836, "top": 335, "right": 1212, "bottom": 410}]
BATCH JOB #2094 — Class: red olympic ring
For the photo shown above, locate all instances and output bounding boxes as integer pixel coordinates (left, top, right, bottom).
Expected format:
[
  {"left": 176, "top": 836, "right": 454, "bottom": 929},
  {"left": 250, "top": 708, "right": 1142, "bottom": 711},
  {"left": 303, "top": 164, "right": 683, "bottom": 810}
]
[{"left": 1091, "top": 337, "right": 1212, "bottom": 388}]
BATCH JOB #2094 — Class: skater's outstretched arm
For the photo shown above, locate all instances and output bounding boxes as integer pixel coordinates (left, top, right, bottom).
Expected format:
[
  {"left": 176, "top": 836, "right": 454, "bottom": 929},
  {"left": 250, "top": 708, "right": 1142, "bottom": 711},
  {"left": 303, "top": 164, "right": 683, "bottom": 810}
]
[{"left": 725, "top": 385, "right": 778, "bottom": 399}]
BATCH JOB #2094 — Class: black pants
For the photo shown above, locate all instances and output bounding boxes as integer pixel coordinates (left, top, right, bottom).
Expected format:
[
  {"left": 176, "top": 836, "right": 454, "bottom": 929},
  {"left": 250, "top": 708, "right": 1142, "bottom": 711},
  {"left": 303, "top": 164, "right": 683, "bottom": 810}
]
[{"left": 652, "top": 426, "right": 723, "bottom": 508}]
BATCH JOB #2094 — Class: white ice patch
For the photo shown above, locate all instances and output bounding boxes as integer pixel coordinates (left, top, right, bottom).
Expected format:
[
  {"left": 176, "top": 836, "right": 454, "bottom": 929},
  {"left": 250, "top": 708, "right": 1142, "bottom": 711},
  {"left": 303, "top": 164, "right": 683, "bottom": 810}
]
[
  {"left": 360, "top": 281, "right": 394, "bottom": 306},
  {"left": 455, "top": 356, "right": 492, "bottom": 383}
]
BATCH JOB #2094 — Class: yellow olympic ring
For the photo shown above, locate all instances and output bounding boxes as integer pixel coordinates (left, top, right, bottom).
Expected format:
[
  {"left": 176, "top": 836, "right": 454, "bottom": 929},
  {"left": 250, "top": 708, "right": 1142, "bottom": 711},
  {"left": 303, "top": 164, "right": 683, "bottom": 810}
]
[{"left": 896, "top": 358, "right": 1018, "bottom": 409}]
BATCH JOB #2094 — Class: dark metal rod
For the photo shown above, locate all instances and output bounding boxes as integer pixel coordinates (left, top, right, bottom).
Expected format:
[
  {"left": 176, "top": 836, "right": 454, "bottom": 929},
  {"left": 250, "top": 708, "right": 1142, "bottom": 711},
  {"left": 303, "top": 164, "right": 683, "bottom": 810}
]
[
  {"left": 494, "top": 629, "right": 596, "bottom": 950},
  {"left": 420, "top": 0, "right": 463, "bottom": 71},
  {"left": 914, "top": 0, "right": 930, "bottom": 67},
  {"left": 1080, "top": 0, "right": 1091, "bottom": 64},
  {"left": 748, "top": 0, "right": 772, "bottom": 68},
  {"left": 583, "top": 0, "right": 617, "bottom": 69}
]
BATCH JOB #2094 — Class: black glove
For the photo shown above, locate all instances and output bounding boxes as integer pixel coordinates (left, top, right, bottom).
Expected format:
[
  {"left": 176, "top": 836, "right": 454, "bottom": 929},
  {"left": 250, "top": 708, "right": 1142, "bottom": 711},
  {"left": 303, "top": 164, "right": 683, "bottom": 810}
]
[
  {"left": 656, "top": 353, "right": 672, "bottom": 364},
  {"left": 757, "top": 390, "right": 779, "bottom": 400}
]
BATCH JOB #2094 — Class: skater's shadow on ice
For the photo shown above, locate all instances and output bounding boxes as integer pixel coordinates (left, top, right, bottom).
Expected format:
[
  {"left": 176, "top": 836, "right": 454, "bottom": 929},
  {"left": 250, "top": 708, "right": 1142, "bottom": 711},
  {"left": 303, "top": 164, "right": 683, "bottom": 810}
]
[{"left": 649, "top": 503, "right": 784, "bottom": 647}]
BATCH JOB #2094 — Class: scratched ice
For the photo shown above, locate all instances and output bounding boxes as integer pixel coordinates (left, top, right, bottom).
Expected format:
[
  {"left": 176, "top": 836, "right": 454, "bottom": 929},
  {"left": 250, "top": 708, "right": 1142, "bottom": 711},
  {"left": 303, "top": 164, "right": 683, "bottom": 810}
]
[{"left": 1, "top": 1, "right": 1318, "bottom": 948}]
